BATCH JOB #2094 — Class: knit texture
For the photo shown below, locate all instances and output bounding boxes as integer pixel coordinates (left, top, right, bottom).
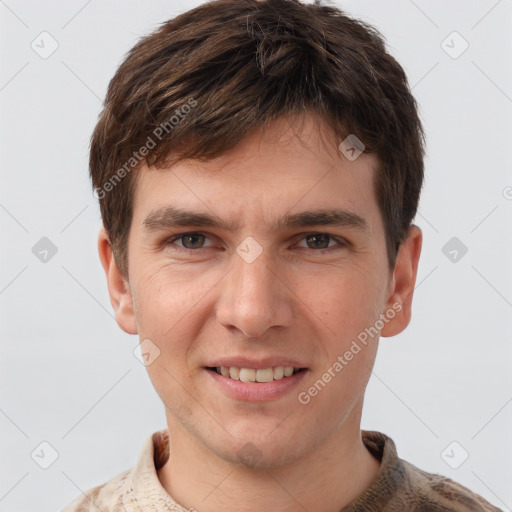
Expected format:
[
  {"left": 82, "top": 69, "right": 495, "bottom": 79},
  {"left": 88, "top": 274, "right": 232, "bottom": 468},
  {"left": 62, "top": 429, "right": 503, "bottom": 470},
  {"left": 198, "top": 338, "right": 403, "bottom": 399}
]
[{"left": 62, "top": 429, "right": 503, "bottom": 511}]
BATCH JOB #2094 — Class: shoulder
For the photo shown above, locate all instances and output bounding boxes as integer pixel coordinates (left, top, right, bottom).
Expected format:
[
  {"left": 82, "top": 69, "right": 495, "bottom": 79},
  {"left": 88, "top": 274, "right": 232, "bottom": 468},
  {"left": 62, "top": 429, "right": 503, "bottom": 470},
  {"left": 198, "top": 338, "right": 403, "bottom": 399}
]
[
  {"left": 401, "top": 459, "right": 503, "bottom": 512},
  {"left": 60, "top": 429, "right": 169, "bottom": 511},
  {"left": 359, "top": 431, "right": 503, "bottom": 512},
  {"left": 61, "top": 468, "right": 133, "bottom": 511}
]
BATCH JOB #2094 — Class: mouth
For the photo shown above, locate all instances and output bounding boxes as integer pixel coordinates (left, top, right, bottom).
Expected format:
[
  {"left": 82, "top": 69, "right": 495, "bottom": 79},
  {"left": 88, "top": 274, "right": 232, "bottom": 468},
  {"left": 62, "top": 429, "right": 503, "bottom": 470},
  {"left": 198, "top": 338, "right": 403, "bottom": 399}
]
[
  {"left": 206, "top": 366, "right": 306, "bottom": 383},
  {"left": 203, "top": 358, "right": 309, "bottom": 401}
]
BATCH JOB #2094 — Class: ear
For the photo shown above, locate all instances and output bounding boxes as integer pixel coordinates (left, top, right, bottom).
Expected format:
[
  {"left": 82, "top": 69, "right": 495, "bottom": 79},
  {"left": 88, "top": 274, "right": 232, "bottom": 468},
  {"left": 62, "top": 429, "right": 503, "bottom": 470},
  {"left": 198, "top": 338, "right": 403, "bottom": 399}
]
[
  {"left": 97, "top": 227, "right": 138, "bottom": 335},
  {"left": 380, "top": 224, "right": 422, "bottom": 337}
]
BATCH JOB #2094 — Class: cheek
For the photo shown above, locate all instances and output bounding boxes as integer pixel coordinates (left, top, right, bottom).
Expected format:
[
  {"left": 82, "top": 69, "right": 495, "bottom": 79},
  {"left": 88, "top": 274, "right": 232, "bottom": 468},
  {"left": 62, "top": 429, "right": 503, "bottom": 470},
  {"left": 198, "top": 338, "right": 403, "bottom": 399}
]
[
  {"left": 299, "top": 267, "right": 384, "bottom": 401},
  {"left": 133, "top": 263, "right": 200, "bottom": 326},
  {"left": 301, "top": 264, "right": 385, "bottom": 337},
  {"left": 131, "top": 263, "right": 223, "bottom": 364}
]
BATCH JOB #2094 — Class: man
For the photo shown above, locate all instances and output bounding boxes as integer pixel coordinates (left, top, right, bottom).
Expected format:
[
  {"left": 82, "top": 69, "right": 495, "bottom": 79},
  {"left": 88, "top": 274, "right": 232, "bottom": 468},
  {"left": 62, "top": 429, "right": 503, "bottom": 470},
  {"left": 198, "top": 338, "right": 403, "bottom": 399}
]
[{"left": 62, "top": 0, "right": 503, "bottom": 510}]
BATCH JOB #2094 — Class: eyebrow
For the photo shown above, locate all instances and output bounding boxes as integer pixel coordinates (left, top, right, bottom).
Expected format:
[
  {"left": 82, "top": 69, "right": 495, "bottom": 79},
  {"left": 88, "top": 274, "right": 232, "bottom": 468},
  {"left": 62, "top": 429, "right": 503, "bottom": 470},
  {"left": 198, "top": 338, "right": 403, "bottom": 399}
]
[{"left": 142, "top": 206, "right": 369, "bottom": 234}]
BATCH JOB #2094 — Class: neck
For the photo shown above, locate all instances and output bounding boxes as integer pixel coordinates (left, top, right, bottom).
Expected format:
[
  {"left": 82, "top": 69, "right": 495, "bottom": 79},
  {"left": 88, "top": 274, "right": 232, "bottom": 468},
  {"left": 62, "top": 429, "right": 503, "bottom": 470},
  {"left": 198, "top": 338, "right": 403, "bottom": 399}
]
[{"left": 157, "top": 409, "right": 381, "bottom": 512}]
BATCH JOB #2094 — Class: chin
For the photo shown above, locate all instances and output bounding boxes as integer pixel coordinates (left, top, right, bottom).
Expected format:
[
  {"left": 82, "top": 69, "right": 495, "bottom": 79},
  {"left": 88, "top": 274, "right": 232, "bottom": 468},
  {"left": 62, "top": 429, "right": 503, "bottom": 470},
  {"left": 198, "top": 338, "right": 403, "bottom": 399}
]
[
  {"left": 208, "top": 427, "right": 313, "bottom": 469},
  {"left": 219, "top": 442, "right": 304, "bottom": 469}
]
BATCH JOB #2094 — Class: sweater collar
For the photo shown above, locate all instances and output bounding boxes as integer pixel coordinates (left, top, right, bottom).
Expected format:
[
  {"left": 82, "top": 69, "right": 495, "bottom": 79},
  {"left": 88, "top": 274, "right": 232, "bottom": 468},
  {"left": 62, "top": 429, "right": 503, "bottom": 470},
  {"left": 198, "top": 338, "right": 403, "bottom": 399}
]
[
  {"left": 128, "top": 429, "right": 404, "bottom": 511},
  {"left": 340, "top": 430, "right": 405, "bottom": 511}
]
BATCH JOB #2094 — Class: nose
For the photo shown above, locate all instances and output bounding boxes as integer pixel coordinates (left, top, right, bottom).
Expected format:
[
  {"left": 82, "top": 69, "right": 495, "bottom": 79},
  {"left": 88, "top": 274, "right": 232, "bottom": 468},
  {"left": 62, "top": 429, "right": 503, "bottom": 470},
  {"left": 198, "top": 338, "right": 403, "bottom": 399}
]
[{"left": 215, "top": 248, "right": 293, "bottom": 339}]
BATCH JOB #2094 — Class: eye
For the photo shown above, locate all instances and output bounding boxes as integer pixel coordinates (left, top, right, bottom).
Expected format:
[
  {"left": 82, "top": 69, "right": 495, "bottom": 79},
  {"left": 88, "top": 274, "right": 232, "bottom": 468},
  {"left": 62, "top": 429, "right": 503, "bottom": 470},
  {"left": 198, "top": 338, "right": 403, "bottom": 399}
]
[
  {"left": 296, "top": 233, "right": 347, "bottom": 252},
  {"left": 165, "top": 232, "right": 348, "bottom": 253},
  {"left": 166, "top": 232, "right": 214, "bottom": 250}
]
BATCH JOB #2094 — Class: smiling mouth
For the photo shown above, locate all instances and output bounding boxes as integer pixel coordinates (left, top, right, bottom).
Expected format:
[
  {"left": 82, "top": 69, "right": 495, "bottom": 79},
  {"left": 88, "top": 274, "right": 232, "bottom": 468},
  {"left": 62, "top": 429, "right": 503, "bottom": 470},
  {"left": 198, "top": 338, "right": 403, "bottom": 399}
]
[{"left": 206, "top": 366, "right": 306, "bottom": 383}]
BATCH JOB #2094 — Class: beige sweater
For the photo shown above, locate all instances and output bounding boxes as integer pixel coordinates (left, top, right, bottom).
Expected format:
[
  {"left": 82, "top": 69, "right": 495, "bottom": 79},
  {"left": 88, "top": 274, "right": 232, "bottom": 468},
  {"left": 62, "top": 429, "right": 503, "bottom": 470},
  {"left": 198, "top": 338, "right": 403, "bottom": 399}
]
[{"left": 62, "top": 429, "right": 503, "bottom": 511}]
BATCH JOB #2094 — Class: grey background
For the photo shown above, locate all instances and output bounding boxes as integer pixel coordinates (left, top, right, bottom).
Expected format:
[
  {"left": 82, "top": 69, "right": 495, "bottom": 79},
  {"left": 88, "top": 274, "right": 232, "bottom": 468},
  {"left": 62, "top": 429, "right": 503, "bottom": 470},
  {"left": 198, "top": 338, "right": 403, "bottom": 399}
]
[{"left": 0, "top": 0, "right": 511, "bottom": 510}]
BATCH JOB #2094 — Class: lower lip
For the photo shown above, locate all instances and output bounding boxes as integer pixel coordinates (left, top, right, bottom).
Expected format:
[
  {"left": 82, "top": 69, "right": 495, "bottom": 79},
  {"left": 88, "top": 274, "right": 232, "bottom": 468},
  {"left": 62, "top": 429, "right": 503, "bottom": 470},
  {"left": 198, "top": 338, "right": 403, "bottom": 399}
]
[{"left": 204, "top": 368, "right": 308, "bottom": 401}]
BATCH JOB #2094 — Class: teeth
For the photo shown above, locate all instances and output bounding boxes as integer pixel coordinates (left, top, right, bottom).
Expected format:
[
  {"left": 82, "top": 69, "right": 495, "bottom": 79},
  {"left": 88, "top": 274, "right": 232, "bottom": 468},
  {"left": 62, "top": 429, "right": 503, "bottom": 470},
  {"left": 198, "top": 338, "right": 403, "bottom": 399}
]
[
  {"left": 216, "top": 366, "right": 300, "bottom": 382},
  {"left": 239, "top": 368, "right": 256, "bottom": 382},
  {"left": 256, "top": 368, "right": 274, "bottom": 383},
  {"left": 273, "top": 366, "right": 284, "bottom": 379}
]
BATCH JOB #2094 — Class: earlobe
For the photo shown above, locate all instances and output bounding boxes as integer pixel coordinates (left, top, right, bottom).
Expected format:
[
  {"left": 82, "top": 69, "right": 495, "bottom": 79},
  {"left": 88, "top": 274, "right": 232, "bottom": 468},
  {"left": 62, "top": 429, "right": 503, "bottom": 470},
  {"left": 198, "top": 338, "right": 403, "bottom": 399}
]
[
  {"left": 380, "top": 225, "right": 422, "bottom": 338},
  {"left": 97, "top": 228, "right": 138, "bottom": 335}
]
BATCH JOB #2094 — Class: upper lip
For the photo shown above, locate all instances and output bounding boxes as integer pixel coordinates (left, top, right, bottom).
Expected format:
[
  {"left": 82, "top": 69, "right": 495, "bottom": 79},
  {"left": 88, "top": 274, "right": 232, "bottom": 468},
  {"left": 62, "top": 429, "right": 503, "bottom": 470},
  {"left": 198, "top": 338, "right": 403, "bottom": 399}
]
[{"left": 205, "top": 357, "right": 308, "bottom": 369}]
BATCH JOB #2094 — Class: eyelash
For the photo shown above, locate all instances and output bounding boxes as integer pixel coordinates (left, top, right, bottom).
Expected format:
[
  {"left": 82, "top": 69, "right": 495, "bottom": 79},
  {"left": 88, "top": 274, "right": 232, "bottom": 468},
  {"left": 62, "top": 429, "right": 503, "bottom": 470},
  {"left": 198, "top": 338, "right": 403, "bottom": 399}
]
[{"left": 164, "top": 231, "right": 348, "bottom": 254}]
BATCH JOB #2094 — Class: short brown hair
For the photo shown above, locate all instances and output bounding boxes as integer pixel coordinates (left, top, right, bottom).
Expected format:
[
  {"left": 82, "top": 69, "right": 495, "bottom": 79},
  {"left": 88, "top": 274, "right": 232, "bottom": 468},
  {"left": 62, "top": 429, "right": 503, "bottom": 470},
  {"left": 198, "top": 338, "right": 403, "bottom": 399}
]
[{"left": 90, "top": 0, "right": 425, "bottom": 277}]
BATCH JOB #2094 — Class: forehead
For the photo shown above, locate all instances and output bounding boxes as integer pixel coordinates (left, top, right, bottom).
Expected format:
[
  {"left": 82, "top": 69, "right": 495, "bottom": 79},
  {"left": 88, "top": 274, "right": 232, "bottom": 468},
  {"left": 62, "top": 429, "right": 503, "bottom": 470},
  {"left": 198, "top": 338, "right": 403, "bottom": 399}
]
[{"left": 131, "top": 114, "right": 382, "bottom": 235}]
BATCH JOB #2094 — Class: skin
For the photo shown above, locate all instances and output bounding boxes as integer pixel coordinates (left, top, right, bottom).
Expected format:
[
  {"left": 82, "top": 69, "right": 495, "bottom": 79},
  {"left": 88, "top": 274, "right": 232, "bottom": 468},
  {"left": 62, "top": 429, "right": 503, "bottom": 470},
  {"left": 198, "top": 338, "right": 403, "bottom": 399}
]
[{"left": 98, "top": 113, "right": 422, "bottom": 512}]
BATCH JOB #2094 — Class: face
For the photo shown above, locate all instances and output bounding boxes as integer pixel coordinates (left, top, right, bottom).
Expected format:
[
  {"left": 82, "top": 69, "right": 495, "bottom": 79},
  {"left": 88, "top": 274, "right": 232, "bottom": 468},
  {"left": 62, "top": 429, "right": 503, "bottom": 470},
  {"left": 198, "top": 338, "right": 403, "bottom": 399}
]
[{"left": 100, "top": 113, "right": 420, "bottom": 468}]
